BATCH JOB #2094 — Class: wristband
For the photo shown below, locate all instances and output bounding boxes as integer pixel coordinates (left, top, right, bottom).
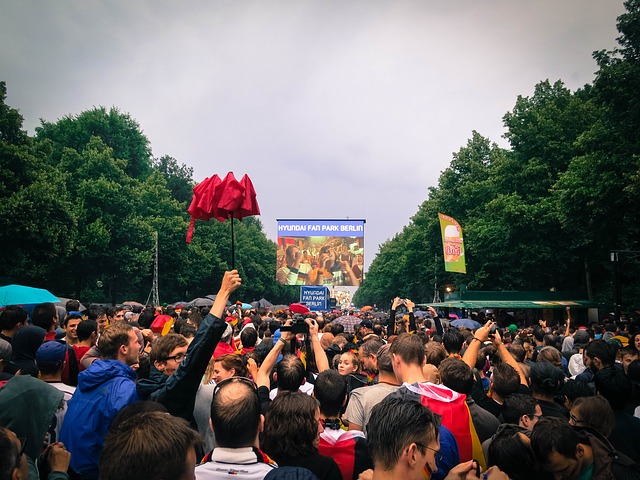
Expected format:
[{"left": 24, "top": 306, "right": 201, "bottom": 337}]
[
  {"left": 278, "top": 338, "right": 287, "bottom": 344},
  {"left": 289, "top": 267, "right": 299, "bottom": 274},
  {"left": 471, "top": 337, "right": 482, "bottom": 344}
]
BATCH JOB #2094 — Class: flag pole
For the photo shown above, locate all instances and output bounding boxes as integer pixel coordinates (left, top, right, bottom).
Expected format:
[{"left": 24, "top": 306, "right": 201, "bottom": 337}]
[{"left": 230, "top": 212, "right": 235, "bottom": 270}]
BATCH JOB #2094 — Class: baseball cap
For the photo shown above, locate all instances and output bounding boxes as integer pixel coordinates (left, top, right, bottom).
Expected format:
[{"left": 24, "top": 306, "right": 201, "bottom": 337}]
[
  {"left": 507, "top": 324, "right": 518, "bottom": 334},
  {"left": 573, "top": 330, "right": 590, "bottom": 347},
  {"left": 35, "top": 341, "right": 67, "bottom": 368},
  {"left": 359, "top": 319, "right": 373, "bottom": 329}
]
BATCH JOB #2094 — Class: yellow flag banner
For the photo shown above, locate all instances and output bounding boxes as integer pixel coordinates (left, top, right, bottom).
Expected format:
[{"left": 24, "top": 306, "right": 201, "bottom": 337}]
[{"left": 438, "top": 213, "right": 466, "bottom": 274}]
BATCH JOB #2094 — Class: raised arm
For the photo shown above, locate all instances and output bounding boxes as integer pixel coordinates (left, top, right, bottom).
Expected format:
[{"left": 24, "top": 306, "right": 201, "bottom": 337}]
[
  {"left": 492, "top": 328, "right": 527, "bottom": 386},
  {"left": 306, "top": 317, "right": 329, "bottom": 372},
  {"left": 463, "top": 321, "right": 492, "bottom": 370},
  {"left": 427, "top": 306, "right": 444, "bottom": 337},
  {"left": 256, "top": 321, "right": 294, "bottom": 389}
]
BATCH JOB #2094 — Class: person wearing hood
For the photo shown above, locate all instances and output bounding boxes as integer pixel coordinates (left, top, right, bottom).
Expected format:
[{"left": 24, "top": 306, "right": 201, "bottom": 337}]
[
  {"left": 4, "top": 324, "right": 46, "bottom": 376},
  {"left": 136, "top": 270, "right": 242, "bottom": 424},
  {"left": 59, "top": 321, "right": 140, "bottom": 480}
]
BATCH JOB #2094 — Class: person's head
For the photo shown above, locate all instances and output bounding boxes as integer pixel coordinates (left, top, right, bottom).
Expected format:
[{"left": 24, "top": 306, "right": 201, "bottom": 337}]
[
  {"left": 150, "top": 333, "right": 189, "bottom": 376},
  {"left": 569, "top": 394, "right": 613, "bottom": 437},
  {"left": 620, "top": 346, "right": 639, "bottom": 374},
  {"left": 0, "top": 306, "right": 28, "bottom": 334},
  {"left": 77, "top": 320, "right": 98, "bottom": 345},
  {"left": 285, "top": 245, "right": 299, "bottom": 266},
  {"left": 502, "top": 394, "right": 542, "bottom": 430},
  {"left": 438, "top": 357, "right": 473, "bottom": 395},
  {"left": 573, "top": 330, "right": 590, "bottom": 350},
  {"left": 0, "top": 426, "right": 28, "bottom": 480},
  {"left": 337, "top": 350, "right": 361, "bottom": 376},
  {"left": 491, "top": 362, "right": 521, "bottom": 399},
  {"left": 506, "top": 344, "right": 526, "bottom": 363},
  {"left": 210, "top": 376, "right": 261, "bottom": 448},
  {"left": 35, "top": 340, "right": 67, "bottom": 375},
  {"left": 65, "top": 299, "right": 81, "bottom": 313},
  {"left": 390, "top": 333, "right": 425, "bottom": 368},
  {"left": 376, "top": 343, "right": 394, "bottom": 374},
  {"left": 100, "top": 411, "right": 201, "bottom": 480},
  {"left": 583, "top": 339, "right": 616, "bottom": 373},
  {"left": 366, "top": 397, "right": 441, "bottom": 478},
  {"left": 63, "top": 314, "right": 82, "bottom": 342},
  {"left": 561, "top": 380, "right": 594, "bottom": 410},
  {"left": 594, "top": 365, "right": 632, "bottom": 411},
  {"left": 213, "top": 354, "right": 247, "bottom": 384},
  {"left": 106, "top": 306, "right": 126, "bottom": 323},
  {"left": 276, "top": 354, "right": 306, "bottom": 392},
  {"left": 261, "top": 391, "right": 322, "bottom": 461},
  {"left": 31, "top": 302, "right": 58, "bottom": 332},
  {"left": 424, "top": 341, "right": 447, "bottom": 368},
  {"left": 313, "top": 369, "right": 347, "bottom": 418},
  {"left": 330, "top": 323, "right": 345, "bottom": 336},
  {"left": 318, "top": 245, "right": 337, "bottom": 269},
  {"left": 536, "top": 346, "right": 562, "bottom": 369},
  {"left": 442, "top": 329, "right": 465, "bottom": 355},
  {"left": 240, "top": 327, "right": 258, "bottom": 350},
  {"left": 632, "top": 332, "right": 640, "bottom": 353},
  {"left": 359, "top": 338, "right": 383, "bottom": 372},
  {"left": 98, "top": 322, "right": 140, "bottom": 365},
  {"left": 530, "top": 417, "right": 590, "bottom": 480},
  {"left": 487, "top": 425, "right": 538, "bottom": 480},
  {"left": 529, "top": 362, "right": 564, "bottom": 398}
]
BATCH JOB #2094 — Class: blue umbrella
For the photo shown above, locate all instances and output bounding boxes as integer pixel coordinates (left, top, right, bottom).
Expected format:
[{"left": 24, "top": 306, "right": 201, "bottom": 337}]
[
  {"left": 450, "top": 318, "right": 482, "bottom": 330},
  {"left": 0, "top": 284, "right": 59, "bottom": 307}
]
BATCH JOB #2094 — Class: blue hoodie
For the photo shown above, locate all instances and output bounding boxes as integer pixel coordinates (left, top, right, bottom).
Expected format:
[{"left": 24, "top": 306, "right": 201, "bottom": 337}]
[{"left": 59, "top": 359, "right": 138, "bottom": 479}]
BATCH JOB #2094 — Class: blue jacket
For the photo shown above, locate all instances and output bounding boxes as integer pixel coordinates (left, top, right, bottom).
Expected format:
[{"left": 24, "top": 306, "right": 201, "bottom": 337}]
[{"left": 60, "top": 359, "right": 138, "bottom": 479}]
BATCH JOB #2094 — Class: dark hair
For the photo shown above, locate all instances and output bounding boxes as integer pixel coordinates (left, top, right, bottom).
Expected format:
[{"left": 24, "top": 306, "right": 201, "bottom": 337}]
[
  {"left": 571, "top": 395, "right": 613, "bottom": 437},
  {"left": 63, "top": 313, "right": 83, "bottom": 328},
  {"left": 261, "top": 391, "right": 320, "bottom": 461},
  {"left": 439, "top": 357, "right": 473, "bottom": 395},
  {"left": 529, "top": 362, "right": 564, "bottom": 396},
  {"left": 366, "top": 397, "right": 440, "bottom": 471},
  {"left": 31, "top": 302, "right": 57, "bottom": 331},
  {"left": 531, "top": 417, "right": 580, "bottom": 464},
  {"left": 443, "top": 329, "right": 465, "bottom": 355},
  {"left": 138, "top": 310, "right": 155, "bottom": 329},
  {"left": 502, "top": 394, "right": 538, "bottom": 424},
  {"left": 594, "top": 366, "right": 632, "bottom": 410},
  {"left": 313, "top": 370, "right": 347, "bottom": 418},
  {"left": 211, "top": 378, "right": 260, "bottom": 447},
  {"left": 276, "top": 355, "right": 305, "bottom": 392},
  {"left": 487, "top": 425, "right": 538, "bottom": 480},
  {"left": 110, "top": 401, "right": 168, "bottom": 432},
  {"left": 241, "top": 328, "right": 258, "bottom": 349},
  {"left": 100, "top": 411, "right": 201, "bottom": 480},
  {"left": 390, "top": 333, "right": 424, "bottom": 366},
  {"left": 85, "top": 304, "right": 106, "bottom": 321},
  {"left": 330, "top": 323, "right": 345, "bottom": 336},
  {"left": 150, "top": 333, "right": 188, "bottom": 364},
  {"left": 0, "top": 426, "right": 20, "bottom": 480},
  {"left": 98, "top": 322, "right": 133, "bottom": 360},
  {"left": 0, "top": 306, "right": 27, "bottom": 331},
  {"left": 561, "top": 379, "right": 594, "bottom": 405},
  {"left": 65, "top": 299, "right": 81, "bottom": 313},
  {"left": 376, "top": 343, "right": 394, "bottom": 373},
  {"left": 492, "top": 362, "right": 520, "bottom": 398},
  {"left": 76, "top": 320, "right": 97, "bottom": 342},
  {"left": 584, "top": 339, "right": 616, "bottom": 368}
]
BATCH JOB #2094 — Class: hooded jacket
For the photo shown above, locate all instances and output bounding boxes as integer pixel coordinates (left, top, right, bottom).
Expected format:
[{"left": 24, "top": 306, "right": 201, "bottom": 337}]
[
  {"left": 577, "top": 427, "right": 640, "bottom": 480},
  {"left": 59, "top": 359, "right": 138, "bottom": 479},
  {"left": 136, "top": 312, "right": 228, "bottom": 422}
]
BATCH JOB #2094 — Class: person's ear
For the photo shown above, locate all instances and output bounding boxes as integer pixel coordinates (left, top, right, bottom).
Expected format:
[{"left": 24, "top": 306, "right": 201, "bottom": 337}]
[
  {"left": 154, "top": 360, "right": 165, "bottom": 372},
  {"left": 576, "top": 444, "right": 585, "bottom": 458},
  {"left": 209, "top": 418, "right": 214, "bottom": 433},
  {"left": 521, "top": 415, "right": 530, "bottom": 429},
  {"left": 230, "top": 368, "right": 236, "bottom": 377},
  {"left": 259, "top": 414, "right": 265, "bottom": 433}
]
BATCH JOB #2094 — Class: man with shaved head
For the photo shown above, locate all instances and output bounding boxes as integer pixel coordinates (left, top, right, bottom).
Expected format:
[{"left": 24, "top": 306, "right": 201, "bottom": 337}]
[{"left": 195, "top": 376, "right": 277, "bottom": 479}]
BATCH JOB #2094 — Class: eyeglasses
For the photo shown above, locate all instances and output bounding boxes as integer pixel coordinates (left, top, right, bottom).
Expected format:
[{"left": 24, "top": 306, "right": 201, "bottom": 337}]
[
  {"left": 415, "top": 443, "right": 443, "bottom": 463},
  {"left": 213, "top": 376, "right": 257, "bottom": 396},
  {"left": 166, "top": 353, "right": 186, "bottom": 363},
  {"left": 569, "top": 413, "right": 585, "bottom": 425}
]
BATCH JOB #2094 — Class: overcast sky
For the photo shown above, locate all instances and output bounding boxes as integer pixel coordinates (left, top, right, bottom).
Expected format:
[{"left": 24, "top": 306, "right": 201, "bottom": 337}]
[{"left": 0, "top": 1, "right": 626, "bottom": 270}]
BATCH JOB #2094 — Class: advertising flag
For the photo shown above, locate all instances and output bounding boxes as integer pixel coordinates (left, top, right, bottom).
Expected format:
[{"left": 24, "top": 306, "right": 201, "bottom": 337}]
[{"left": 438, "top": 213, "right": 466, "bottom": 274}]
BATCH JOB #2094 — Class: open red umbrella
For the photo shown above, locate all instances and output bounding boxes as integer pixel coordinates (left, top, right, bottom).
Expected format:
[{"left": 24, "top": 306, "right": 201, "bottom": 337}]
[{"left": 186, "top": 172, "right": 260, "bottom": 269}]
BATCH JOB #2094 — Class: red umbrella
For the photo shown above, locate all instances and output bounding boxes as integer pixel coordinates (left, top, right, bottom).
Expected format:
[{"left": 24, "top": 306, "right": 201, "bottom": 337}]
[{"left": 186, "top": 172, "right": 260, "bottom": 269}]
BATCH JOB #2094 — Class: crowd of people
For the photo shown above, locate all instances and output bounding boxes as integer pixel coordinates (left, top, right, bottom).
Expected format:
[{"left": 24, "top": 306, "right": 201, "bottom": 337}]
[{"left": 1, "top": 271, "right": 640, "bottom": 480}]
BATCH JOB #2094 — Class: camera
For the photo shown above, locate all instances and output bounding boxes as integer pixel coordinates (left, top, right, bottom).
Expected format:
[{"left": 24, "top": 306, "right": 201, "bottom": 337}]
[
  {"left": 280, "top": 314, "right": 309, "bottom": 335},
  {"left": 490, "top": 324, "right": 498, "bottom": 335}
]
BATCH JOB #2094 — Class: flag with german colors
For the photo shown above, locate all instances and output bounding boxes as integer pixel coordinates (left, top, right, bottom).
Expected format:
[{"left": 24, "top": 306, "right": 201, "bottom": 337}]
[
  {"left": 438, "top": 213, "right": 466, "bottom": 274},
  {"left": 403, "top": 382, "right": 486, "bottom": 470}
]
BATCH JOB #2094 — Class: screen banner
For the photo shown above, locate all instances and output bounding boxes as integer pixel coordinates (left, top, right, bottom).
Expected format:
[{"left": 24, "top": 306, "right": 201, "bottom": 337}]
[
  {"left": 276, "top": 219, "right": 365, "bottom": 287},
  {"left": 438, "top": 213, "right": 466, "bottom": 274}
]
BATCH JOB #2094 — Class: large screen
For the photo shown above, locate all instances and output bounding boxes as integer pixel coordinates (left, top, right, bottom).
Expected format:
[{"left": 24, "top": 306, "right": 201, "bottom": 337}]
[{"left": 276, "top": 219, "right": 365, "bottom": 287}]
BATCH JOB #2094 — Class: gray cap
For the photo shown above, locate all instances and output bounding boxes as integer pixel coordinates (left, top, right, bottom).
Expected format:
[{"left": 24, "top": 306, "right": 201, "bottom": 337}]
[
  {"left": 574, "top": 330, "right": 590, "bottom": 347},
  {"left": 0, "top": 339, "right": 11, "bottom": 363}
]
